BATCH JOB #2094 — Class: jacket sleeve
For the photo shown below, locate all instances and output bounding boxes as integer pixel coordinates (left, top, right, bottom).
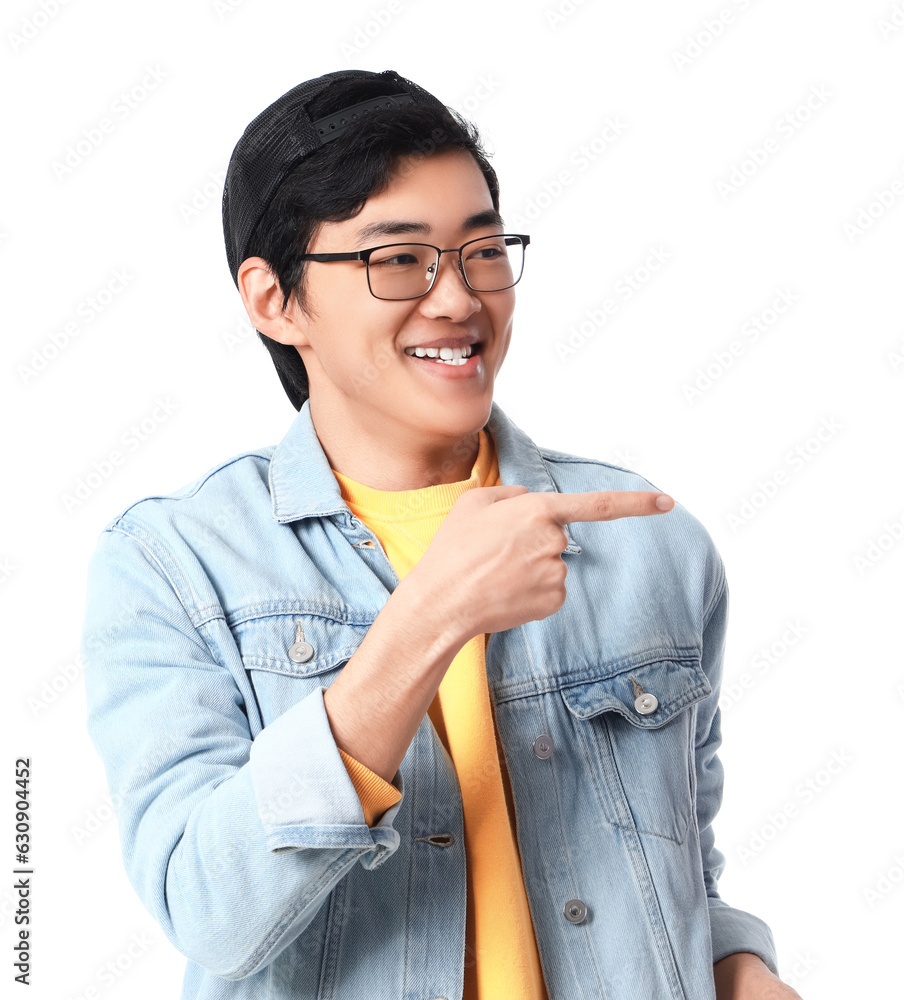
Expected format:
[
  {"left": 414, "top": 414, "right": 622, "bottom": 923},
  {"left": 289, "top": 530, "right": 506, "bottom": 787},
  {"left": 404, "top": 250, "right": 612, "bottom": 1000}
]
[
  {"left": 694, "top": 570, "right": 781, "bottom": 975},
  {"left": 81, "top": 523, "right": 405, "bottom": 981}
]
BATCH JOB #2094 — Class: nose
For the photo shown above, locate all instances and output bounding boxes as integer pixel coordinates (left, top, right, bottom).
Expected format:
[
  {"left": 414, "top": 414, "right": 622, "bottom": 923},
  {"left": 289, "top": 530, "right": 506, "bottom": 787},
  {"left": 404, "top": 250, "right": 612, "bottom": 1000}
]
[{"left": 418, "top": 251, "right": 481, "bottom": 320}]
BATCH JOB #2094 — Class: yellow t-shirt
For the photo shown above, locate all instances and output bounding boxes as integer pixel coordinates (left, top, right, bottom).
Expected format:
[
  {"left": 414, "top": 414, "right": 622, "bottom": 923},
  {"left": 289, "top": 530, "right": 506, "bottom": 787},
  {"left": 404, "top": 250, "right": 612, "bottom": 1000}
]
[{"left": 329, "top": 427, "right": 549, "bottom": 1000}]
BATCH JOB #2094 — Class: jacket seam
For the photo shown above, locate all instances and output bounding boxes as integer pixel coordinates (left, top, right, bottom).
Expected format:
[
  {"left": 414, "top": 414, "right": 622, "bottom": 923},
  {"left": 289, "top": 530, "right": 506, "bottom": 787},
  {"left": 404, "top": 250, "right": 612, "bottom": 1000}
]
[
  {"left": 493, "top": 650, "right": 703, "bottom": 704},
  {"left": 106, "top": 523, "right": 221, "bottom": 646},
  {"left": 537, "top": 449, "right": 650, "bottom": 476},
  {"left": 700, "top": 571, "right": 727, "bottom": 639}
]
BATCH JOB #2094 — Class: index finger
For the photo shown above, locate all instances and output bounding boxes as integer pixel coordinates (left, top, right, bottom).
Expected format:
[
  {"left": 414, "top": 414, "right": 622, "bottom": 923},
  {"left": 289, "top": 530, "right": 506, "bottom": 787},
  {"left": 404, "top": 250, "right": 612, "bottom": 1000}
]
[{"left": 545, "top": 490, "right": 675, "bottom": 523}]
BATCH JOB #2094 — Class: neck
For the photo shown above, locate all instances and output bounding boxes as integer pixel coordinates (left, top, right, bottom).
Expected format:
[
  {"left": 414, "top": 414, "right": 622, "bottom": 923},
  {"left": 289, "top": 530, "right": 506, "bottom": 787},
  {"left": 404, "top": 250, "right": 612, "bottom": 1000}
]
[{"left": 309, "top": 396, "right": 485, "bottom": 490}]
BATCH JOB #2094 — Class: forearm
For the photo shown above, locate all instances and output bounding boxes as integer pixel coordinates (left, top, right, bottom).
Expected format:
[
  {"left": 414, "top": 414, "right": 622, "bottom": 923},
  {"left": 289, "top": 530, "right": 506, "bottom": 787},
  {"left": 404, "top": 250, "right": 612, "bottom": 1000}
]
[
  {"left": 323, "top": 571, "right": 469, "bottom": 783},
  {"left": 714, "top": 952, "right": 802, "bottom": 999}
]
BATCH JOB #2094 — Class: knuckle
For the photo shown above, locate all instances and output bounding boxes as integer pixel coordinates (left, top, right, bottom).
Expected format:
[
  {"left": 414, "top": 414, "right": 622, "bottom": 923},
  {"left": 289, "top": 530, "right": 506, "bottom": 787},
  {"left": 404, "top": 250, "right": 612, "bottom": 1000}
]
[{"left": 595, "top": 493, "right": 616, "bottom": 519}]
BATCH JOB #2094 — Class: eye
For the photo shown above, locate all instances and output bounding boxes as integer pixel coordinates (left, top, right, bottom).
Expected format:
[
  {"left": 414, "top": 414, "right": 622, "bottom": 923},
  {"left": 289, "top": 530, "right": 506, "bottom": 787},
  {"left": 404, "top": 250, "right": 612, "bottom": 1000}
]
[
  {"left": 369, "top": 245, "right": 428, "bottom": 268},
  {"left": 371, "top": 253, "right": 419, "bottom": 267},
  {"left": 465, "top": 240, "right": 507, "bottom": 262}
]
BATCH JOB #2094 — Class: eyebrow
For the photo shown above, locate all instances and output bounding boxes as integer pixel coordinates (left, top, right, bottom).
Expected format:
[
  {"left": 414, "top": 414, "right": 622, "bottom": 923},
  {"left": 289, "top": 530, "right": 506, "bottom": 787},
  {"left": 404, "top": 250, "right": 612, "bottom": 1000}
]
[{"left": 353, "top": 208, "right": 505, "bottom": 246}]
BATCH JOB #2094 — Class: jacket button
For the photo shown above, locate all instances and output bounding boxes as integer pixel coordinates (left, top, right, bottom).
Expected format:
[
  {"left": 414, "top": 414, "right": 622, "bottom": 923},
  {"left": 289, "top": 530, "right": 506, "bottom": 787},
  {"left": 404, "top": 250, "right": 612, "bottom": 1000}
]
[
  {"left": 532, "top": 734, "right": 554, "bottom": 759},
  {"left": 288, "top": 640, "right": 314, "bottom": 663},
  {"left": 563, "top": 898, "right": 588, "bottom": 923},
  {"left": 634, "top": 692, "right": 659, "bottom": 715}
]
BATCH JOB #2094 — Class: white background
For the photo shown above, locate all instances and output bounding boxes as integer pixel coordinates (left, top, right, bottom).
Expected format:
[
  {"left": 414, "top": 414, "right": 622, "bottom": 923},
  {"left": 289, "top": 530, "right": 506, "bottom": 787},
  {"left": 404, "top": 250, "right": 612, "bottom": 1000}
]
[{"left": 3, "top": 0, "right": 903, "bottom": 997}]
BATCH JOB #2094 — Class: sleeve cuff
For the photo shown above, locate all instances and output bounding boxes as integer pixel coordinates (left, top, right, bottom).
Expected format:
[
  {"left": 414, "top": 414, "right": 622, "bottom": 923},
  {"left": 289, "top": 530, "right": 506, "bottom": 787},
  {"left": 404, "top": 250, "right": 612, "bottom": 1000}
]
[
  {"left": 709, "top": 899, "right": 779, "bottom": 976},
  {"left": 248, "top": 685, "right": 404, "bottom": 870},
  {"left": 338, "top": 748, "right": 404, "bottom": 827}
]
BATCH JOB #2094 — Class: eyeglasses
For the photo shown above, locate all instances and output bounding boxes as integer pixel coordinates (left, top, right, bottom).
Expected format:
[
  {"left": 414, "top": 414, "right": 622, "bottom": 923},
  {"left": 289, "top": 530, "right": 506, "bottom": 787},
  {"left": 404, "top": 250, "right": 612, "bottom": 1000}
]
[{"left": 299, "top": 233, "right": 530, "bottom": 301}]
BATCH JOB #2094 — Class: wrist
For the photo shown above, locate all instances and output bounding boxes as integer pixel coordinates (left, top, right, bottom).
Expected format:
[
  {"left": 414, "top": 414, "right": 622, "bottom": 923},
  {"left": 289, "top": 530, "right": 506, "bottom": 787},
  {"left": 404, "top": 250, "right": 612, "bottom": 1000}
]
[{"left": 392, "top": 571, "right": 474, "bottom": 652}]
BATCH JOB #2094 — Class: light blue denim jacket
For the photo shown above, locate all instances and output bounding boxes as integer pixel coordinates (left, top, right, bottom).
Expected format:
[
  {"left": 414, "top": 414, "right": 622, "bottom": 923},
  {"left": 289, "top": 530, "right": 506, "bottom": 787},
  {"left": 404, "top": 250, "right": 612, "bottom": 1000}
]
[{"left": 82, "top": 398, "right": 779, "bottom": 1000}]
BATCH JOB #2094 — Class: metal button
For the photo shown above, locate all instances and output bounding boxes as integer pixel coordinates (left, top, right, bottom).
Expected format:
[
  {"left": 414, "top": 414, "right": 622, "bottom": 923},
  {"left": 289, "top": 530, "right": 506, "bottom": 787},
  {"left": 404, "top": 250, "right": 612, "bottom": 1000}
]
[
  {"left": 532, "top": 734, "right": 554, "bottom": 759},
  {"left": 634, "top": 692, "right": 659, "bottom": 715},
  {"left": 288, "top": 619, "right": 314, "bottom": 663},
  {"left": 563, "top": 898, "right": 588, "bottom": 923},
  {"left": 288, "top": 640, "right": 314, "bottom": 663}
]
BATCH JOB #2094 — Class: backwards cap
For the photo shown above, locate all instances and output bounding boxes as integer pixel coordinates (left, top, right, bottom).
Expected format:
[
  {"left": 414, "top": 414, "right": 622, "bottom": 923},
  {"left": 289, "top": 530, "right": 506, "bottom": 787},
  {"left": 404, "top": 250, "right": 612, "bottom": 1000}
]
[{"left": 222, "top": 68, "right": 449, "bottom": 286}]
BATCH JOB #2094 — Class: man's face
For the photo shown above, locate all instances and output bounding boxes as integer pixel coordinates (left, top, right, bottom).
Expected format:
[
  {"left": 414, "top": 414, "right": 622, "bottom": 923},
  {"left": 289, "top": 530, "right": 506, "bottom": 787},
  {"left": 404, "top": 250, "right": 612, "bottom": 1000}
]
[{"left": 283, "top": 148, "right": 516, "bottom": 445}]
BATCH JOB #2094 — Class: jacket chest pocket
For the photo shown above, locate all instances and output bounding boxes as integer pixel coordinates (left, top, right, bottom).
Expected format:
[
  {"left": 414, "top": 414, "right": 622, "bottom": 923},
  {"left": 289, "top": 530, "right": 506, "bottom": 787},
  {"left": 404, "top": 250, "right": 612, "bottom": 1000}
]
[
  {"left": 558, "top": 657, "right": 711, "bottom": 845},
  {"left": 231, "top": 610, "right": 369, "bottom": 725}
]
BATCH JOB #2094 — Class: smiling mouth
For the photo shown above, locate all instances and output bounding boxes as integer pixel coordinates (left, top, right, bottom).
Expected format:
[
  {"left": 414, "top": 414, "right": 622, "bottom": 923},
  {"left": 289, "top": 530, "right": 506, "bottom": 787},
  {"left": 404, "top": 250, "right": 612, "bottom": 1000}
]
[{"left": 403, "top": 343, "right": 481, "bottom": 366}]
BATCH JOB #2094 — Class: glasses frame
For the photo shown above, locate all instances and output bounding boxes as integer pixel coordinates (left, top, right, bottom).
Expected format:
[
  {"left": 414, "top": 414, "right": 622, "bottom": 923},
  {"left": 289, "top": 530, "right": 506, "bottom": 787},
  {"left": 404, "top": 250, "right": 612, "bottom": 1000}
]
[{"left": 299, "top": 233, "right": 531, "bottom": 301}]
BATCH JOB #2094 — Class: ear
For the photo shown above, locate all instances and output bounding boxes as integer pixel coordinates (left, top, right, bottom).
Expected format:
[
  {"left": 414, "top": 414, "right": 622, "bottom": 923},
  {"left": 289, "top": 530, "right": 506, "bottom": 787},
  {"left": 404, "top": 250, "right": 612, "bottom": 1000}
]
[{"left": 237, "top": 257, "right": 311, "bottom": 347}]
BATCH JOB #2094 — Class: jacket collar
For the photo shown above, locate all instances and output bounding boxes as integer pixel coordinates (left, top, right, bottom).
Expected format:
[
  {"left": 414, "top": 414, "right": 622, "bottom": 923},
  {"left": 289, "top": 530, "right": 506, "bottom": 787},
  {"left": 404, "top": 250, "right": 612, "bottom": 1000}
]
[{"left": 268, "top": 398, "right": 580, "bottom": 550}]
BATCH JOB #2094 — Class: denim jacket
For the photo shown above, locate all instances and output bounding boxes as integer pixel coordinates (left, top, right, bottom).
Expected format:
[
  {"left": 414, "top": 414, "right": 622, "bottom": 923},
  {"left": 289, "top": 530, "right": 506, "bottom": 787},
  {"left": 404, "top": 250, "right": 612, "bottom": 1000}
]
[{"left": 82, "top": 398, "right": 779, "bottom": 1000}]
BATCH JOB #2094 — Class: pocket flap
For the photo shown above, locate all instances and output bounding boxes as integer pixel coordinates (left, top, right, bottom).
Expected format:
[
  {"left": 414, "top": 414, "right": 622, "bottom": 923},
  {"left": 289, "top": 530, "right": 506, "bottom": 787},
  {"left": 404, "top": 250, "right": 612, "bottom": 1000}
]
[
  {"left": 234, "top": 610, "right": 369, "bottom": 678},
  {"left": 560, "top": 657, "right": 711, "bottom": 729}
]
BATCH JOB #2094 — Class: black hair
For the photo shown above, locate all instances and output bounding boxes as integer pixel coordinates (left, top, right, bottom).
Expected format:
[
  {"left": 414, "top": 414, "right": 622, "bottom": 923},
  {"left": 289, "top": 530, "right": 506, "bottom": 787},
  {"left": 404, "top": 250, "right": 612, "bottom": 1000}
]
[{"left": 242, "top": 77, "right": 500, "bottom": 411}]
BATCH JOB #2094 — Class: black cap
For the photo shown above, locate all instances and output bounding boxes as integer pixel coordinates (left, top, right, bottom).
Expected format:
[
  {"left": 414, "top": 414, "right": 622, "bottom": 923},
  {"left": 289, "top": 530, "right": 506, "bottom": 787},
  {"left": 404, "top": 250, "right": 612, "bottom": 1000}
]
[{"left": 221, "top": 69, "right": 448, "bottom": 287}]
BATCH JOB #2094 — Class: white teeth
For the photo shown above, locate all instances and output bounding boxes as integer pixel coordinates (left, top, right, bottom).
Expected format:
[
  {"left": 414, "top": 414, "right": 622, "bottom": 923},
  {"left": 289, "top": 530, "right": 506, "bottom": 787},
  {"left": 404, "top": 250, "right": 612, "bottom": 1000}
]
[{"left": 404, "top": 344, "right": 474, "bottom": 365}]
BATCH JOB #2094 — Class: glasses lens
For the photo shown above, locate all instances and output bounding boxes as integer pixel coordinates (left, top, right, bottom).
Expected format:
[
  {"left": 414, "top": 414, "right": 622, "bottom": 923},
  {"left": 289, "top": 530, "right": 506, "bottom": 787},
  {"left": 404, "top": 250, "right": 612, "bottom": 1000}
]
[
  {"left": 367, "top": 244, "right": 439, "bottom": 300},
  {"left": 364, "top": 237, "right": 527, "bottom": 298},
  {"left": 461, "top": 235, "right": 525, "bottom": 291}
]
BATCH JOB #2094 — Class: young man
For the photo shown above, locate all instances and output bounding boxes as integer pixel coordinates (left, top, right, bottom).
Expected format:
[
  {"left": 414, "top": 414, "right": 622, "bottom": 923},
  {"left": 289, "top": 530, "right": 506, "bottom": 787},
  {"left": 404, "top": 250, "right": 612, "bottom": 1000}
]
[{"left": 82, "top": 69, "right": 801, "bottom": 999}]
